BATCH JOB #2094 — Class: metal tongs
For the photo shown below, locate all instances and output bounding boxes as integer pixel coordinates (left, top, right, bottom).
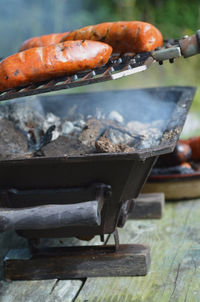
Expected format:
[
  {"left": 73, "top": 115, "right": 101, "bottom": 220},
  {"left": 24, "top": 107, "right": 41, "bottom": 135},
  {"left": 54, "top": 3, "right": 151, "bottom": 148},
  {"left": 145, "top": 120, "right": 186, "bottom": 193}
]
[
  {"left": 112, "top": 29, "right": 200, "bottom": 80},
  {"left": 151, "top": 29, "right": 200, "bottom": 62}
]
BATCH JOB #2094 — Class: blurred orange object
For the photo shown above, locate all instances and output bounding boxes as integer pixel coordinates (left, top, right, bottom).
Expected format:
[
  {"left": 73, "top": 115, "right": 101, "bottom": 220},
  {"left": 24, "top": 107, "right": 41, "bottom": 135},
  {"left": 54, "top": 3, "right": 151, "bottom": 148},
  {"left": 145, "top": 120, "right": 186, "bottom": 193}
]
[{"left": 180, "top": 136, "right": 200, "bottom": 161}]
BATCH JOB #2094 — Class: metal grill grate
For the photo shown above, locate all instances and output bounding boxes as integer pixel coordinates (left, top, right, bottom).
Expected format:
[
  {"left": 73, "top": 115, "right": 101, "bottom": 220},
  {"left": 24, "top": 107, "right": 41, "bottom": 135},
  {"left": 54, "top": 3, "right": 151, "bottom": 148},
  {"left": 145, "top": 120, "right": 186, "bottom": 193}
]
[{"left": 0, "top": 52, "right": 152, "bottom": 102}]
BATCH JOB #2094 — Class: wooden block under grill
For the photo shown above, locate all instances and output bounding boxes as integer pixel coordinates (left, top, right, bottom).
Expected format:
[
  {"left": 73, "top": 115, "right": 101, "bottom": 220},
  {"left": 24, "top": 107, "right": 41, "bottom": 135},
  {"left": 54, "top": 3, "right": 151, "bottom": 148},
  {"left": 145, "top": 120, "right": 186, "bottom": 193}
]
[
  {"left": 130, "top": 193, "right": 165, "bottom": 219},
  {"left": 4, "top": 244, "right": 150, "bottom": 280}
]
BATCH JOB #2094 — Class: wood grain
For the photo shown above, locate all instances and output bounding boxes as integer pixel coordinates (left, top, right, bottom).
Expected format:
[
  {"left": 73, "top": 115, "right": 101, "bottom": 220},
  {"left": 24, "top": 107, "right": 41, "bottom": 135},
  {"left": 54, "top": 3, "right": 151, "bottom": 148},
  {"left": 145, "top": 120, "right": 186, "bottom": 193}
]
[
  {"left": 118, "top": 193, "right": 164, "bottom": 228},
  {"left": 1, "top": 199, "right": 200, "bottom": 301},
  {"left": 129, "top": 193, "right": 165, "bottom": 219},
  {"left": 4, "top": 244, "right": 150, "bottom": 280},
  {"left": 75, "top": 200, "right": 200, "bottom": 302},
  {"left": 0, "top": 232, "right": 98, "bottom": 302},
  {"left": 0, "top": 201, "right": 100, "bottom": 232}
]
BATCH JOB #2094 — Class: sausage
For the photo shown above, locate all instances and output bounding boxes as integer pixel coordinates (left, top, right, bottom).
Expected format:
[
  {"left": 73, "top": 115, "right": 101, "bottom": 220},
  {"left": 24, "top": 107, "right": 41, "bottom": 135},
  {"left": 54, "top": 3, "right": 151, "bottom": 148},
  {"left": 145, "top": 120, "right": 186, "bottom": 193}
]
[
  {"left": 0, "top": 40, "right": 113, "bottom": 92},
  {"left": 19, "top": 32, "right": 69, "bottom": 51},
  {"left": 60, "top": 21, "right": 163, "bottom": 53},
  {"left": 151, "top": 161, "right": 194, "bottom": 176},
  {"left": 155, "top": 141, "right": 192, "bottom": 167},
  {"left": 180, "top": 137, "right": 200, "bottom": 161}
]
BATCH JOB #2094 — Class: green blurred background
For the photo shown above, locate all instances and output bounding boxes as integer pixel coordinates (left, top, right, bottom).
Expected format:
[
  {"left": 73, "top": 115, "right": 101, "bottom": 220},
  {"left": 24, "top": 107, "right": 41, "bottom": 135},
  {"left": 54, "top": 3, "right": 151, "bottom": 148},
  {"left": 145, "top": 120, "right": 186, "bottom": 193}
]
[{"left": 0, "top": 0, "right": 200, "bottom": 116}]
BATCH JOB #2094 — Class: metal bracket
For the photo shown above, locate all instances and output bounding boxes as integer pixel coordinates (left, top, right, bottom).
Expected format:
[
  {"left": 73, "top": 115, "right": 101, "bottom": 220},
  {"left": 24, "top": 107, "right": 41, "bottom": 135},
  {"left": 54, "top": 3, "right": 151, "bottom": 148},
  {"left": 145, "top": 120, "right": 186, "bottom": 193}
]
[
  {"left": 113, "top": 229, "right": 120, "bottom": 251},
  {"left": 0, "top": 183, "right": 112, "bottom": 208},
  {"left": 151, "top": 46, "right": 181, "bottom": 62}
]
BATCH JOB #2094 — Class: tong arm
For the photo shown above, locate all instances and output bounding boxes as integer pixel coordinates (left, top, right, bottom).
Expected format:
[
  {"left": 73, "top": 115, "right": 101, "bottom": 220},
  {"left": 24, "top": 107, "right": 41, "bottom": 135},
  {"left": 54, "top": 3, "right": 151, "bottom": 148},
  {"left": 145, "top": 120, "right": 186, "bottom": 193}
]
[{"left": 152, "top": 29, "right": 200, "bottom": 62}]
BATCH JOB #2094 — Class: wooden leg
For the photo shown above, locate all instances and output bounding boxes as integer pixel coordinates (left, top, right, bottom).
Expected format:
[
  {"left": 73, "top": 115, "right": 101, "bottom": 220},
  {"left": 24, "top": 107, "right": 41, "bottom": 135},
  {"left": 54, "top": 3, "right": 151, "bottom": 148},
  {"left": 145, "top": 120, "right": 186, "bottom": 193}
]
[
  {"left": 129, "top": 193, "right": 165, "bottom": 219},
  {"left": 4, "top": 244, "right": 150, "bottom": 280}
]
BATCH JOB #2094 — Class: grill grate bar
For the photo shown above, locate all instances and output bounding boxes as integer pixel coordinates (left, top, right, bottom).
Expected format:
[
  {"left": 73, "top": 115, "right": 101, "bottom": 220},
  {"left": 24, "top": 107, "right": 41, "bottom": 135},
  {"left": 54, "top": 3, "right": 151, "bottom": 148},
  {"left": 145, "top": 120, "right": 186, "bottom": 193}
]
[{"left": 0, "top": 52, "right": 152, "bottom": 102}]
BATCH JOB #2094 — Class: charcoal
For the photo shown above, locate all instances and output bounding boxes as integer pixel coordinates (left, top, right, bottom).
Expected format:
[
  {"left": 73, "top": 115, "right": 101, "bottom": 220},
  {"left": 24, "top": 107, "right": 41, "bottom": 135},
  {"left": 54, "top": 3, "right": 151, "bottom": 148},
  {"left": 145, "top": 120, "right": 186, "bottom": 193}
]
[
  {"left": 78, "top": 117, "right": 140, "bottom": 148},
  {"left": 34, "top": 125, "right": 56, "bottom": 154},
  {"left": 5, "top": 97, "right": 45, "bottom": 131},
  {"left": 0, "top": 97, "right": 165, "bottom": 159},
  {"left": 78, "top": 118, "right": 103, "bottom": 147},
  {"left": 43, "top": 112, "right": 61, "bottom": 141},
  {"left": 127, "top": 120, "right": 162, "bottom": 148},
  {"left": 61, "top": 119, "right": 85, "bottom": 137},
  {"left": 0, "top": 119, "right": 29, "bottom": 159},
  {"left": 0, "top": 103, "right": 11, "bottom": 120},
  {"left": 95, "top": 136, "right": 134, "bottom": 153},
  {"left": 41, "top": 117, "right": 138, "bottom": 157},
  {"left": 106, "top": 127, "right": 138, "bottom": 146},
  {"left": 108, "top": 111, "right": 124, "bottom": 124},
  {"left": 41, "top": 136, "right": 93, "bottom": 157}
]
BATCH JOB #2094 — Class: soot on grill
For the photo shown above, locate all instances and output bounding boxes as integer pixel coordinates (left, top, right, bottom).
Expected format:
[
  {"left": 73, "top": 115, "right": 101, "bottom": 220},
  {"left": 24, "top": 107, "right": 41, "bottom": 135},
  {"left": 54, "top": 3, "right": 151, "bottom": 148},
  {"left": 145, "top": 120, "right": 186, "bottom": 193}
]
[{"left": 0, "top": 89, "right": 176, "bottom": 160}]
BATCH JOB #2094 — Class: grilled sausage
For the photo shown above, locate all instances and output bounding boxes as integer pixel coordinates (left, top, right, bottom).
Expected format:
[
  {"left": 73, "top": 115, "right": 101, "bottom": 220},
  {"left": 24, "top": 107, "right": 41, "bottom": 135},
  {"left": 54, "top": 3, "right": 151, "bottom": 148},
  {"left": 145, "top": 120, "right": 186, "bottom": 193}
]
[
  {"left": 151, "top": 162, "right": 194, "bottom": 176},
  {"left": 156, "top": 141, "right": 192, "bottom": 167},
  {"left": 19, "top": 32, "right": 69, "bottom": 51},
  {"left": 180, "top": 136, "right": 200, "bottom": 161},
  {"left": 60, "top": 21, "right": 163, "bottom": 53},
  {"left": 0, "top": 40, "right": 113, "bottom": 92}
]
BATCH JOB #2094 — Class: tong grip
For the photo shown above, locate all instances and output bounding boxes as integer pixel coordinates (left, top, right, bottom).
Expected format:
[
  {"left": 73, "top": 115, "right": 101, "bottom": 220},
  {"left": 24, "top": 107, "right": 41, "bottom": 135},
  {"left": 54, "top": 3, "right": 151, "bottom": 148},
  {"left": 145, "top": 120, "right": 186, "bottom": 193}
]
[
  {"left": 179, "top": 30, "right": 200, "bottom": 58},
  {"left": 0, "top": 183, "right": 112, "bottom": 232}
]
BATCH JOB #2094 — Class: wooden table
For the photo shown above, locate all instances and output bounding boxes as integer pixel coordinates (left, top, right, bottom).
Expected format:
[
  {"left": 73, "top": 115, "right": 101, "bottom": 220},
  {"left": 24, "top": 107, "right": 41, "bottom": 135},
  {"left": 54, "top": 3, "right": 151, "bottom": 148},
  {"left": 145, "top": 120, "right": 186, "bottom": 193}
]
[{"left": 0, "top": 199, "right": 200, "bottom": 302}]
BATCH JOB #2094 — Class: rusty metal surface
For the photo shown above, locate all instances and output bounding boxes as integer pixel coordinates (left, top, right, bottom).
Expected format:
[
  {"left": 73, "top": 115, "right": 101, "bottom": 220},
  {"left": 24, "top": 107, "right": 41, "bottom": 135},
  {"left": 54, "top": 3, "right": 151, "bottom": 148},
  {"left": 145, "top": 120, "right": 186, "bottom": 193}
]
[{"left": 179, "top": 34, "right": 200, "bottom": 58}]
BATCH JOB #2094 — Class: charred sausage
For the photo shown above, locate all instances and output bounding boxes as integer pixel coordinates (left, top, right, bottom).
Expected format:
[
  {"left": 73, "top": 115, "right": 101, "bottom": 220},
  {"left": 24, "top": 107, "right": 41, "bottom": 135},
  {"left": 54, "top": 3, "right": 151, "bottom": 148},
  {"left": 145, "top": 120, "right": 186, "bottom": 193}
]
[
  {"left": 156, "top": 141, "right": 192, "bottom": 167},
  {"left": 60, "top": 21, "right": 163, "bottom": 53},
  {"left": 19, "top": 32, "right": 69, "bottom": 51},
  {"left": 0, "top": 40, "right": 112, "bottom": 92},
  {"left": 151, "top": 162, "right": 194, "bottom": 176},
  {"left": 180, "top": 136, "right": 200, "bottom": 161}
]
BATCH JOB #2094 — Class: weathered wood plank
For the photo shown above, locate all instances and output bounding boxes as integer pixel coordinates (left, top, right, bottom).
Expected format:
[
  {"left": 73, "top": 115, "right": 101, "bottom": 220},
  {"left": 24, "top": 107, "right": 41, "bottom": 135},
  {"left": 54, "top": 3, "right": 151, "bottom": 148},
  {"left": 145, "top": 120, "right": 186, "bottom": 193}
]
[
  {"left": 4, "top": 244, "right": 150, "bottom": 280},
  {"left": 118, "top": 193, "right": 164, "bottom": 228},
  {"left": 0, "top": 279, "right": 84, "bottom": 302},
  {"left": 130, "top": 193, "right": 165, "bottom": 219},
  {"left": 75, "top": 200, "right": 200, "bottom": 302},
  {"left": 0, "top": 231, "right": 96, "bottom": 302}
]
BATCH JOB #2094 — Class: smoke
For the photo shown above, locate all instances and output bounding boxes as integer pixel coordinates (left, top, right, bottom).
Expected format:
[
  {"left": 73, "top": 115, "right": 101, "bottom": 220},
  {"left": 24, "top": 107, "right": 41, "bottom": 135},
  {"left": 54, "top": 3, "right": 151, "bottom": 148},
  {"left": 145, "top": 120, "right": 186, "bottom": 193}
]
[
  {"left": 0, "top": 88, "right": 177, "bottom": 152},
  {"left": 0, "top": 0, "right": 90, "bottom": 57},
  {"left": 38, "top": 89, "right": 176, "bottom": 128}
]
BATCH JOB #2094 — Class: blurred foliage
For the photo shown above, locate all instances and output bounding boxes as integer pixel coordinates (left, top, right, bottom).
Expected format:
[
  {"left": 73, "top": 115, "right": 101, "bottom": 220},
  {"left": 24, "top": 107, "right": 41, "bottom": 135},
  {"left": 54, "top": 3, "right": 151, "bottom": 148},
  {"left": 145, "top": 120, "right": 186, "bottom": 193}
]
[
  {"left": 84, "top": 0, "right": 200, "bottom": 38},
  {"left": 82, "top": 0, "right": 200, "bottom": 112},
  {"left": 1, "top": 0, "right": 200, "bottom": 55}
]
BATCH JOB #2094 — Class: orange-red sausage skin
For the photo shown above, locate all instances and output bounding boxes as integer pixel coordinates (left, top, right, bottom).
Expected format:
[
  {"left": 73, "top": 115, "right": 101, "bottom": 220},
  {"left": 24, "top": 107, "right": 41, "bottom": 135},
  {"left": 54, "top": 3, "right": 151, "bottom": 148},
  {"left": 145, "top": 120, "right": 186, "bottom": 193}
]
[
  {"left": 180, "top": 137, "right": 200, "bottom": 161},
  {"left": 19, "top": 32, "right": 69, "bottom": 51},
  {"left": 0, "top": 40, "right": 113, "bottom": 92},
  {"left": 61, "top": 21, "right": 163, "bottom": 53}
]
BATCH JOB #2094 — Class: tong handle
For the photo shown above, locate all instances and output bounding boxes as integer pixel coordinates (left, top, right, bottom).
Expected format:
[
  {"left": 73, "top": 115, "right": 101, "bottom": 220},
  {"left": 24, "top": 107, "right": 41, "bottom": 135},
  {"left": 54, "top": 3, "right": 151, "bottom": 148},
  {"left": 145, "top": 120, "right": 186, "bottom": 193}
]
[
  {"left": 0, "top": 201, "right": 101, "bottom": 232},
  {"left": 152, "top": 29, "right": 200, "bottom": 62},
  {"left": 179, "top": 29, "right": 200, "bottom": 58},
  {"left": 0, "top": 183, "right": 112, "bottom": 232}
]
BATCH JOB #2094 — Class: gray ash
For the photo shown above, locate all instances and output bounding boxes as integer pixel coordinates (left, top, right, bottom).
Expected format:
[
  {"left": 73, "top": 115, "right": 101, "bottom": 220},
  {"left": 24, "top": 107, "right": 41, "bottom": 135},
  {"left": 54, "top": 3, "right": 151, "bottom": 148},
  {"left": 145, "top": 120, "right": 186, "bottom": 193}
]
[
  {"left": 0, "top": 93, "right": 166, "bottom": 159},
  {"left": 95, "top": 136, "right": 134, "bottom": 153},
  {"left": 0, "top": 119, "right": 30, "bottom": 159},
  {"left": 41, "top": 136, "right": 93, "bottom": 157}
]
